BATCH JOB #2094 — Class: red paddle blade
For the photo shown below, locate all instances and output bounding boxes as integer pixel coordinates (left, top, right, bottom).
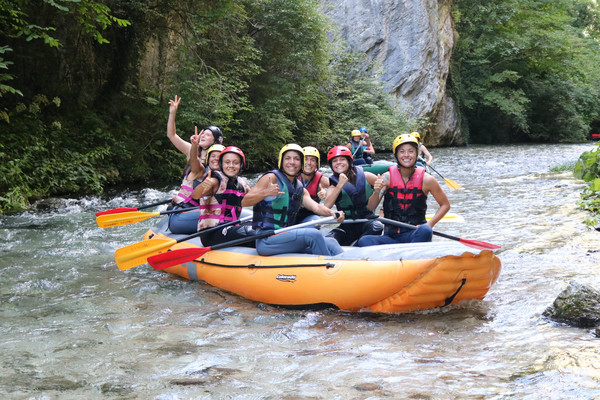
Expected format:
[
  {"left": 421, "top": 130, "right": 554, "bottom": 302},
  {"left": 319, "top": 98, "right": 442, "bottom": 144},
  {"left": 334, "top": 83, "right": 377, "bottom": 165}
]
[
  {"left": 95, "top": 207, "right": 137, "bottom": 216},
  {"left": 148, "top": 247, "right": 212, "bottom": 270},
  {"left": 459, "top": 238, "right": 501, "bottom": 250}
]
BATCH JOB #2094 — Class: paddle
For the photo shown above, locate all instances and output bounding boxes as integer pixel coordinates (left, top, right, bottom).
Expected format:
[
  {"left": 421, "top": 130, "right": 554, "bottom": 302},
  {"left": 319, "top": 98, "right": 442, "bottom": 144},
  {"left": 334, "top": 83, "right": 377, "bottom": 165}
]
[
  {"left": 97, "top": 206, "right": 202, "bottom": 228},
  {"left": 147, "top": 215, "right": 340, "bottom": 270},
  {"left": 377, "top": 216, "right": 500, "bottom": 250},
  {"left": 427, "top": 164, "right": 462, "bottom": 190},
  {"left": 95, "top": 199, "right": 172, "bottom": 216},
  {"left": 352, "top": 137, "right": 364, "bottom": 158},
  {"left": 345, "top": 214, "right": 464, "bottom": 224},
  {"left": 114, "top": 216, "right": 253, "bottom": 270}
]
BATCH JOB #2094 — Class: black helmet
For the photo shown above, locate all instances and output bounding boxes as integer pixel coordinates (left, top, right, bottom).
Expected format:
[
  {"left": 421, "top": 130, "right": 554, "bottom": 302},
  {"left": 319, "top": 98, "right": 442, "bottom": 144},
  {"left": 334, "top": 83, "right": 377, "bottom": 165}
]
[{"left": 205, "top": 126, "right": 223, "bottom": 144}]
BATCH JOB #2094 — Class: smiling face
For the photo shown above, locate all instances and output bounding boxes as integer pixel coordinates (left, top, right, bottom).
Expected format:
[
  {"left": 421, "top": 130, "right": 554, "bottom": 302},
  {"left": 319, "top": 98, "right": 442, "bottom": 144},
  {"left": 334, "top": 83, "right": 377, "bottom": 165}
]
[
  {"left": 281, "top": 151, "right": 302, "bottom": 178},
  {"left": 395, "top": 143, "right": 418, "bottom": 168},
  {"left": 199, "top": 129, "right": 215, "bottom": 148},
  {"left": 330, "top": 156, "right": 350, "bottom": 175},
  {"left": 221, "top": 153, "right": 241, "bottom": 178},
  {"left": 208, "top": 151, "right": 221, "bottom": 171},
  {"left": 303, "top": 155, "right": 318, "bottom": 175}
]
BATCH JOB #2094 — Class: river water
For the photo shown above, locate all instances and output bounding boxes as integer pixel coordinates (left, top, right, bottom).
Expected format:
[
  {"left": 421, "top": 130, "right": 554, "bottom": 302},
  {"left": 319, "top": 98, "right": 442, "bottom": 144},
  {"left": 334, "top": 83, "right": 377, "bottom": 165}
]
[{"left": 1, "top": 143, "right": 600, "bottom": 399}]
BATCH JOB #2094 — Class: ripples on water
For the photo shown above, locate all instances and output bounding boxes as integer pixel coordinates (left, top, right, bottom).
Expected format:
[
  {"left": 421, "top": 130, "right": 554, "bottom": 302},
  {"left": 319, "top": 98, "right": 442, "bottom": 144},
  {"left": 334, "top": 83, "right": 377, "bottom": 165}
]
[{"left": 1, "top": 143, "right": 600, "bottom": 399}]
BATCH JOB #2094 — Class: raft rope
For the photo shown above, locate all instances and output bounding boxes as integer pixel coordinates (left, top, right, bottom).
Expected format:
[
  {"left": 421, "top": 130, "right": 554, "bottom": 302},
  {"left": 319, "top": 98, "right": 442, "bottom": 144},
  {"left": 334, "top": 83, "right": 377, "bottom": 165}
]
[
  {"left": 443, "top": 278, "right": 467, "bottom": 306},
  {"left": 199, "top": 258, "right": 335, "bottom": 269}
]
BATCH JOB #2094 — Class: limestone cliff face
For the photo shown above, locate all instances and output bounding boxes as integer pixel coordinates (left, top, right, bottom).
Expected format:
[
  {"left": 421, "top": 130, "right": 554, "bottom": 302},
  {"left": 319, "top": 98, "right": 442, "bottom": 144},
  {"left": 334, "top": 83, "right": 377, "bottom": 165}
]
[{"left": 320, "top": 0, "right": 461, "bottom": 145}]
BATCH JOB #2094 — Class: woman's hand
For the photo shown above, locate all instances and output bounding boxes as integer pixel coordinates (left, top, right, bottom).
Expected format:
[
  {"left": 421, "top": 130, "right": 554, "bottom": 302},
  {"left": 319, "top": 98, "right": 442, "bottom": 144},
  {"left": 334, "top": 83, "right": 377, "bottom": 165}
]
[
  {"left": 317, "top": 187, "right": 327, "bottom": 200},
  {"left": 168, "top": 95, "right": 181, "bottom": 114},
  {"left": 337, "top": 173, "right": 349, "bottom": 187},
  {"left": 374, "top": 174, "right": 385, "bottom": 194}
]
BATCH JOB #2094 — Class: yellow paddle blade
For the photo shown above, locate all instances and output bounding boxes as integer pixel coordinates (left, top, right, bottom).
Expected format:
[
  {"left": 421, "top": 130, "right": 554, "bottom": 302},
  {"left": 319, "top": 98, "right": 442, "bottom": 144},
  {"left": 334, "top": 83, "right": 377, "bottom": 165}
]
[
  {"left": 96, "top": 211, "right": 161, "bottom": 228},
  {"left": 444, "top": 177, "right": 462, "bottom": 190},
  {"left": 426, "top": 213, "right": 465, "bottom": 223},
  {"left": 114, "top": 238, "right": 177, "bottom": 270}
]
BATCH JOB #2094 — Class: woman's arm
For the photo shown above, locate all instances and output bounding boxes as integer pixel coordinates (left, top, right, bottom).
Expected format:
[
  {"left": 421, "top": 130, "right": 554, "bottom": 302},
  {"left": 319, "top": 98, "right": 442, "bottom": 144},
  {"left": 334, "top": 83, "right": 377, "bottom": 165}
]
[
  {"left": 323, "top": 173, "right": 348, "bottom": 208},
  {"left": 421, "top": 145, "right": 434, "bottom": 165},
  {"left": 302, "top": 189, "right": 345, "bottom": 222},
  {"left": 367, "top": 173, "right": 388, "bottom": 211},
  {"left": 167, "top": 95, "right": 192, "bottom": 156},
  {"left": 241, "top": 174, "right": 283, "bottom": 207},
  {"left": 317, "top": 175, "right": 330, "bottom": 200},
  {"left": 363, "top": 134, "right": 375, "bottom": 154},
  {"left": 188, "top": 133, "right": 205, "bottom": 179},
  {"left": 423, "top": 174, "right": 449, "bottom": 227},
  {"left": 192, "top": 175, "right": 218, "bottom": 199}
]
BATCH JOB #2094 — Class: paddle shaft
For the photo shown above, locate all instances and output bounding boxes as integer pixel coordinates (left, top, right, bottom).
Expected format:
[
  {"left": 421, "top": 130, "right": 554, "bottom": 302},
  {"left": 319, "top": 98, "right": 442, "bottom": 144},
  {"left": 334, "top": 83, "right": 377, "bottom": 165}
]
[
  {"left": 377, "top": 216, "right": 500, "bottom": 249},
  {"left": 148, "top": 215, "right": 339, "bottom": 269},
  {"left": 427, "top": 163, "right": 446, "bottom": 179},
  {"left": 97, "top": 205, "right": 204, "bottom": 228},
  {"left": 352, "top": 138, "right": 364, "bottom": 157},
  {"left": 114, "top": 215, "right": 253, "bottom": 270},
  {"left": 95, "top": 199, "right": 172, "bottom": 216},
  {"left": 173, "top": 215, "right": 253, "bottom": 244},
  {"left": 426, "top": 163, "right": 462, "bottom": 190}
]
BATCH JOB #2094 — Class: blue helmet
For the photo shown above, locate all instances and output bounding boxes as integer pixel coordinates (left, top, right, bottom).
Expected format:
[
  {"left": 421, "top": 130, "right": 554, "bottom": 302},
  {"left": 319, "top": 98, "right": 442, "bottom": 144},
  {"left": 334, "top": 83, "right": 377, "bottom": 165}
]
[{"left": 359, "top": 127, "right": 368, "bottom": 133}]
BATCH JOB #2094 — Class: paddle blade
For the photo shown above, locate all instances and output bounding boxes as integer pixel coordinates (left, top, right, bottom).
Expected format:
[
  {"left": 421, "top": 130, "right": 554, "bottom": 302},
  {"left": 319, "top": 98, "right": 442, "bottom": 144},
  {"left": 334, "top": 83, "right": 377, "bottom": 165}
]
[
  {"left": 96, "top": 211, "right": 160, "bottom": 228},
  {"left": 114, "top": 238, "right": 177, "bottom": 270},
  {"left": 444, "top": 178, "right": 463, "bottom": 190},
  {"left": 426, "top": 213, "right": 465, "bottom": 223},
  {"left": 148, "top": 247, "right": 211, "bottom": 270},
  {"left": 459, "top": 238, "right": 501, "bottom": 250},
  {"left": 95, "top": 207, "right": 138, "bottom": 216}
]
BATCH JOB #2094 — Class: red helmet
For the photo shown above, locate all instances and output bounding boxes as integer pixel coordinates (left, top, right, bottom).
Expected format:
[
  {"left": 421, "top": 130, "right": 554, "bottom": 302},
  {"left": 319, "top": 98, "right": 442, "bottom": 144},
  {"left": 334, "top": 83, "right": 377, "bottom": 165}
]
[
  {"left": 327, "top": 145, "right": 353, "bottom": 163},
  {"left": 219, "top": 146, "right": 246, "bottom": 171}
]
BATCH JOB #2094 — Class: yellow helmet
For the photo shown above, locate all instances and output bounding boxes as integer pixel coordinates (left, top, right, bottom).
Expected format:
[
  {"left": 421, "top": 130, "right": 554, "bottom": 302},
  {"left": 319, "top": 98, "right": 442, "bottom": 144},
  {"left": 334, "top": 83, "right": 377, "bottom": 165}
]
[
  {"left": 207, "top": 144, "right": 225, "bottom": 158},
  {"left": 410, "top": 131, "right": 421, "bottom": 139},
  {"left": 351, "top": 129, "right": 362, "bottom": 137},
  {"left": 278, "top": 144, "right": 305, "bottom": 170},
  {"left": 392, "top": 134, "right": 419, "bottom": 154},
  {"left": 302, "top": 146, "right": 320, "bottom": 168}
]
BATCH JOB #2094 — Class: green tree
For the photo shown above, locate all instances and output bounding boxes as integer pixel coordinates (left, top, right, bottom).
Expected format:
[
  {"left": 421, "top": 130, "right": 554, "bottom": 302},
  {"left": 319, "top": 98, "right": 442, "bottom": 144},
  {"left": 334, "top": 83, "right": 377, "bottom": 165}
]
[
  {"left": 0, "top": 0, "right": 130, "bottom": 99},
  {"left": 450, "top": 0, "right": 600, "bottom": 143},
  {"left": 0, "top": 0, "right": 411, "bottom": 213}
]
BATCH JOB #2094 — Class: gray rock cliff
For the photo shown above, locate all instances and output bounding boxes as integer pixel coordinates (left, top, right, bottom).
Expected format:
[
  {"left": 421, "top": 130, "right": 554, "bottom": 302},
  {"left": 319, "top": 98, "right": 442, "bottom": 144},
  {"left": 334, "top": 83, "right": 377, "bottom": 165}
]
[{"left": 320, "top": 0, "right": 461, "bottom": 145}]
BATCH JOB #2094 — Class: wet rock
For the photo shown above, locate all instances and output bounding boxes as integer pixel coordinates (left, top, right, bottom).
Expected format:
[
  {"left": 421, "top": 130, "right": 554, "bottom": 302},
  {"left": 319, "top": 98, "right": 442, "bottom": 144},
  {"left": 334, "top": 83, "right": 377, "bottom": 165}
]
[
  {"left": 354, "top": 382, "right": 381, "bottom": 392},
  {"left": 543, "top": 281, "right": 600, "bottom": 328},
  {"left": 170, "top": 377, "right": 221, "bottom": 386}
]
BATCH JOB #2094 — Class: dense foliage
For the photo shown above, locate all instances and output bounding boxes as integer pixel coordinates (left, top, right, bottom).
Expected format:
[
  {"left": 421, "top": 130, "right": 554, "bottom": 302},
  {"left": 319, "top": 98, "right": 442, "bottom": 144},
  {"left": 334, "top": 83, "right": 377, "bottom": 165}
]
[
  {"left": 0, "top": 0, "right": 409, "bottom": 213},
  {"left": 6, "top": 0, "right": 599, "bottom": 213},
  {"left": 450, "top": 0, "right": 600, "bottom": 144},
  {"left": 574, "top": 143, "right": 600, "bottom": 227}
]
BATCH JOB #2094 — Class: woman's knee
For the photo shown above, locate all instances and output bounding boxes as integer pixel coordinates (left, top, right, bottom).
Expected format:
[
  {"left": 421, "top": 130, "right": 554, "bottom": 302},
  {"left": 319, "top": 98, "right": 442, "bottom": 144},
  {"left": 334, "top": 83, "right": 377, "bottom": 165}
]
[{"left": 415, "top": 225, "right": 433, "bottom": 241}]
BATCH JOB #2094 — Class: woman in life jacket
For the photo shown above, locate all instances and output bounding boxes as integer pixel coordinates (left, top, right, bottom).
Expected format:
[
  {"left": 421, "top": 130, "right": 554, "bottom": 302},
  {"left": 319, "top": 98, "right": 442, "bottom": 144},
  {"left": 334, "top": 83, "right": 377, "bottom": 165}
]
[
  {"left": 191, "top": 146, "right": 255, "bottom": 246},
  {"left": 323, "top": 145, "right": 383, "bottom": 246},
  {"left": 168, "top": 140, "right": 224, "bottom": 234},
  {"left": 295, "top": 146, "right": 330, "bottom": 224},
  {"left": 346, "top": 130, "right": 367, "bottom": 166},
  {"left": 411, "top": 132, "right": 433, "bottom": 168},
  {"left": 242, "top": 144, "right": 345, "bottom": 256},
  {"left": 357, "top": 134, "right": 450, "bottom": 246},
  {"left": 359, "top": 127, "right": 375, "bottom": 165}
]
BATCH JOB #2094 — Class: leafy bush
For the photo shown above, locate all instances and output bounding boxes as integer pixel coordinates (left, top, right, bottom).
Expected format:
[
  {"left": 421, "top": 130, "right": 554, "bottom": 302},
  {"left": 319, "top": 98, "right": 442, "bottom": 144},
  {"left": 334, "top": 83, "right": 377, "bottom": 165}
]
[{"left": 574, "top": 144, "right": 600, "bottom": 227}]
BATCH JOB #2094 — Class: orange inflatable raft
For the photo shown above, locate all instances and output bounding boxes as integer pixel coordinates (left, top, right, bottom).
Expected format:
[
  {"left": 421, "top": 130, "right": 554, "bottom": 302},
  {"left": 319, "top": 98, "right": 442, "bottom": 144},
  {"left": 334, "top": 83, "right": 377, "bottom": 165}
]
[{"left": 141, "top": 223, "right": 501, "bottom": 313}]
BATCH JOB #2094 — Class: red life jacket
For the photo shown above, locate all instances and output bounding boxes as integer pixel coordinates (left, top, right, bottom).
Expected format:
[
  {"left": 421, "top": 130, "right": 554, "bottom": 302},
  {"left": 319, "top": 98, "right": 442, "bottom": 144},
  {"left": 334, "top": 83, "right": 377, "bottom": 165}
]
[
  {"left": 383, "top": 166, "right": 428, "bottom": 232},
  {"left": 303, "top": 171, "right": 323, "bottom": 202}
]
